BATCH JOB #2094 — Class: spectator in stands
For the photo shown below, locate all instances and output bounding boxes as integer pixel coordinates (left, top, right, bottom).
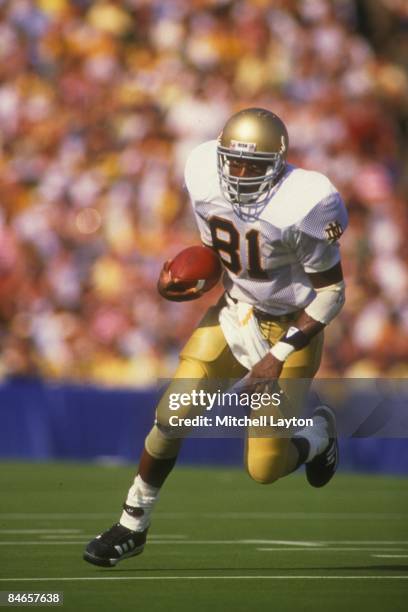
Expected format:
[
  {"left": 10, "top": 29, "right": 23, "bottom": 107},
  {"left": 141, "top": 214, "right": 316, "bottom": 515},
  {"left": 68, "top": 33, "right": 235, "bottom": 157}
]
[{"left": 0, "top": 0, "right": 406, "bottom": 385}]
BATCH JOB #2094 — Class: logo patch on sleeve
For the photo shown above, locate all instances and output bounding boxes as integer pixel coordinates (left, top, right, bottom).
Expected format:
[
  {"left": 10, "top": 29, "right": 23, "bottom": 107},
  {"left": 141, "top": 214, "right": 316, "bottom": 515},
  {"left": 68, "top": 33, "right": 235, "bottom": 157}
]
[{"left": 325, "top": 221, "right": 343, "bottom": 243}]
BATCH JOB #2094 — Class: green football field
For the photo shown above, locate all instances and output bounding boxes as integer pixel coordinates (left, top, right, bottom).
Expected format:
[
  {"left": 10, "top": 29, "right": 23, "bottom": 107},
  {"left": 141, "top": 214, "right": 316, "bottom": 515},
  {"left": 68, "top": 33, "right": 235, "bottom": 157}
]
[{"left": 0, "top": 463, "right": 407, "bottom": 611}]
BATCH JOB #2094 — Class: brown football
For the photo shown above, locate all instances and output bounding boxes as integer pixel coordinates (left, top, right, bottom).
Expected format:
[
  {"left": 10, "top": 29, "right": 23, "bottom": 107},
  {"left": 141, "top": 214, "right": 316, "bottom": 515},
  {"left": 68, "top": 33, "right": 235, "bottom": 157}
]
[{"left": 169, "top": 245, "right": 222, "bottom": 292}]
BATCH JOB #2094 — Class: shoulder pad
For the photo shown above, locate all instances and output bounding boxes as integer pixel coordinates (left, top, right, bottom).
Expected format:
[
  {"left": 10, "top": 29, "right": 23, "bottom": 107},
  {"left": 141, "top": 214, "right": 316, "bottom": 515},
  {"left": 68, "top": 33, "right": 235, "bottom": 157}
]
[
  {"left": 261, "top": 168, "right": 340, "bottom": 228},
  {"left": 184, "top": 140, "right": 218, "bottom": 202},
  {"left": 262, "top": 166, "right": 341, "bottom": 229}
]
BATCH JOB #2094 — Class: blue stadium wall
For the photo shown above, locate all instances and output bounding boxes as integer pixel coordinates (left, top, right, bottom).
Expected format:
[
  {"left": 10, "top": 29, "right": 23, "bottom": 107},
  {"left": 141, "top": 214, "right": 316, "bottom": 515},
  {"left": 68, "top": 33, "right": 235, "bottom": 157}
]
[{"left": 1, "top": 378, "right": 408, "bottom": 474}]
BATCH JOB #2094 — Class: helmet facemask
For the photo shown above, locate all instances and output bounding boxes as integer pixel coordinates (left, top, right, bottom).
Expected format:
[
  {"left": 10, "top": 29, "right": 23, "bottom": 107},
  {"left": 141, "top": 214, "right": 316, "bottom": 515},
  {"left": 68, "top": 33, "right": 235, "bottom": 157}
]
[{"left": 217, "top": 147, "right": 286, "bottom": 220}]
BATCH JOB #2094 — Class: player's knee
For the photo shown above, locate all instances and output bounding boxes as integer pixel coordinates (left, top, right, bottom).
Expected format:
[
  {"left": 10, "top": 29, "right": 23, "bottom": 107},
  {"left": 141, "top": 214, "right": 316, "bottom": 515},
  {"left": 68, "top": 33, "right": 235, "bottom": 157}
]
[
  {"left": 144, "top": 424, "right": 182, "bottom": 460},
  {"left": 246, "top": 453, "right": 286, "bottom": 484}
]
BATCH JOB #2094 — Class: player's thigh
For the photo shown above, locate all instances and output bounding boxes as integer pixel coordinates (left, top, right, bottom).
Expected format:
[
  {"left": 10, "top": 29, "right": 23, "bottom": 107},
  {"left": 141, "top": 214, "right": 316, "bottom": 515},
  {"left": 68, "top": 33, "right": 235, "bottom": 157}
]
[
  {"left": 148, "top": 300, "right": 246, "bottom": 459},
  {"left": 279, "top": 330, "right": 324, "bottom": 414},
  {"left": 245, "top": 331, "right": 324, "bottom": 483},
  {"left": 178, "top": 297, "right": 246, "bottom": 379},
  {"left": 155, "top": 299, "right": 247, "bottom": 425}
]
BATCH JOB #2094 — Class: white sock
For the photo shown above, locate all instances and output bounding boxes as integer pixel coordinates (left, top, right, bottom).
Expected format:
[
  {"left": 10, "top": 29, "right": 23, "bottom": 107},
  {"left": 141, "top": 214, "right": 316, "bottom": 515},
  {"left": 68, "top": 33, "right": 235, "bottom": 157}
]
[
  {"left": 294, "top": 415, "right": 329, "bottom": 463},
  {"left": 119, "top": 475, "right": 160, "bottom": 532}
]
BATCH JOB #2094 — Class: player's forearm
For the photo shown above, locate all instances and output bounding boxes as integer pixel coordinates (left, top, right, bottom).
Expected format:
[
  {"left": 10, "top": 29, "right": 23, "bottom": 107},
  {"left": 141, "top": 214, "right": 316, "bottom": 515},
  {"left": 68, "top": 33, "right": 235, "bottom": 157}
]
[
  {"left": 268, "top": 314, "right": 323, "bottom": 362},
  {"left": 270, "top": 281, "right": 345, "bottom": 362},
  {"left": 293, "top": 311, "right": 325, "bottom": 340}
]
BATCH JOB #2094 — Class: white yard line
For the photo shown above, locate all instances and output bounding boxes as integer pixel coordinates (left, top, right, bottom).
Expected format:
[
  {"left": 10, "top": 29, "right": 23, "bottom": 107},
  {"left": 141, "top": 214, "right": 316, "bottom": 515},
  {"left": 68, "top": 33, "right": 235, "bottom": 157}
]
[
  {"left": 372, "top": 554, "right": 408, "bottom": 558},
  {"left": 40, "top": 535, "right": 91, "bottom": 540},
  {"left": 0, "top": 514, "right": 115, "bottom": 520},
  {"left": 198, "top": 513, "right": 408, "bottom": 520},
  {"left": 149, "top": 535, "right": 187, "bottom": 539},
  {"left": 257, "top": 547, "right": 408, "bottom": 552},
  {"left": 0, "top": 542, "right": 89, "bottom": 546},
  {"left": 0, "top": 576, "right": 407, "bottom": 583},
  {"left": 3, "top": 530, "right": 407, "bottom": 547},
  {"left": 39, "top": 534, "right": 186, "bottom": 540},
  {"left": 0, "top": 512, "right": 406, "bottom": 520},
  {"left": 0, "top": 540, "right": 407, "bottom": 550},
  {"left": 0, "top": 530, "right": 81, "bottom": 534},
  {"left": 242, "top": 540, "right": 322, "bottom": 546},
  {"left": 316, "top": 541, "right": 408, "bottom": 545}
]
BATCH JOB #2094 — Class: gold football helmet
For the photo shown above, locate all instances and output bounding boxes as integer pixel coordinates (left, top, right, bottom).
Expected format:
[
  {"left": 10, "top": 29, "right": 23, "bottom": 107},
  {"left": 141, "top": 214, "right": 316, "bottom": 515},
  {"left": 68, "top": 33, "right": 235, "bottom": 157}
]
[{"left": 217, "top": 108, "right": 289, "bottom": 218}]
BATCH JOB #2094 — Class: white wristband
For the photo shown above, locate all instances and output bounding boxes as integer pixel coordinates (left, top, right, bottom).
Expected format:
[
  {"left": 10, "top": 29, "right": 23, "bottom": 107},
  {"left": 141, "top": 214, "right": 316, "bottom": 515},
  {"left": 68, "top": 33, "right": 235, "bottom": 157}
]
[{"left": 270, "top": 341, "right": 295, "bottom": 362}]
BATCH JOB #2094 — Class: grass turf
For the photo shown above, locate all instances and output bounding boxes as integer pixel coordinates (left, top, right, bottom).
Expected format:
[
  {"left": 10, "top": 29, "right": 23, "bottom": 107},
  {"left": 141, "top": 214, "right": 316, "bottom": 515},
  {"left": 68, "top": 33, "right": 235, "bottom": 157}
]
[{"left": 0, "top": 463, "right": 407, "bottom": 611}]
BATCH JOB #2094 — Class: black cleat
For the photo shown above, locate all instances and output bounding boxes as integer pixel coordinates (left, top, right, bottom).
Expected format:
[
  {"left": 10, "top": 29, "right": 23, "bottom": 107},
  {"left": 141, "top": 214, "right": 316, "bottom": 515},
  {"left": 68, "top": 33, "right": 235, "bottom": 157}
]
[
  {"left": 83, "top": 523, "right": 148, "bottom": 567},
  {"left": 306, "top": 406, "right": 339, "bottom": 488}
]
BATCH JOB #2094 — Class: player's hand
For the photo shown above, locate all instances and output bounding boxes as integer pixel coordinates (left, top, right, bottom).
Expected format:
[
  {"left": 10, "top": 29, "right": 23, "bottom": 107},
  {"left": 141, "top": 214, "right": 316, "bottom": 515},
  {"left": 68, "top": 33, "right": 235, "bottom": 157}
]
[
  {"left": 245, "top": 353, "right": 284, "bottom": 392},
  {"left": 250, "top": 352, "right": 283, "bottom": 380},
  {"left": 157, "top": 260, "right": 205, "bottom": 302}
]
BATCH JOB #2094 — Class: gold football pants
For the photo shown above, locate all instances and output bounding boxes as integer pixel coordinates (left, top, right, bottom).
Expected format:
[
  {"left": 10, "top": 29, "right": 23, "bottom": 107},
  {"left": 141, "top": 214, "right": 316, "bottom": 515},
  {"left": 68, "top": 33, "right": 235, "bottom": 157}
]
[{"left": 145, "top": 298, "right": 323, "bottom": 484}]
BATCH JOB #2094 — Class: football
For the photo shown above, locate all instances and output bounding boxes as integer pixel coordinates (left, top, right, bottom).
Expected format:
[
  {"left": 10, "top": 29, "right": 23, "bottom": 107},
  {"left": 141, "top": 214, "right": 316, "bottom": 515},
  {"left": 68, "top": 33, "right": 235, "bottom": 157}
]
[{"left": 169, "top": 245, "right": 222, "bottom": 292}]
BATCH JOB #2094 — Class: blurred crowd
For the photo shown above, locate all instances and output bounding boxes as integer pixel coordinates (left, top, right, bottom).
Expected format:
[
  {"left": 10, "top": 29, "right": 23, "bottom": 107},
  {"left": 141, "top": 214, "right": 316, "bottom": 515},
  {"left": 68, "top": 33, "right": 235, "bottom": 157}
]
[{"left": 0, "top": 0, "right": 407, "bottom": 386}]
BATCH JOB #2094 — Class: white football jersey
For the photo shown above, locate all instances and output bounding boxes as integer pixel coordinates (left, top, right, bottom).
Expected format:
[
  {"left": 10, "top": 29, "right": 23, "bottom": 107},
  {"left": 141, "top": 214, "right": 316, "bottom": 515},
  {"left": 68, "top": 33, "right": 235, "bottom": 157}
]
[{"left": 185, "top": 140, "right": 348, "bottom": 315}]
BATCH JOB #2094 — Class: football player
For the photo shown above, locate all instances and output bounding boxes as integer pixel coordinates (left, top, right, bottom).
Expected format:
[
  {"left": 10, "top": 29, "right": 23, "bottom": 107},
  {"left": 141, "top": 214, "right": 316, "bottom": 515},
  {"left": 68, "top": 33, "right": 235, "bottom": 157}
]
[{"left": 84, "top": 108, "right": 348, "bottom": 567}]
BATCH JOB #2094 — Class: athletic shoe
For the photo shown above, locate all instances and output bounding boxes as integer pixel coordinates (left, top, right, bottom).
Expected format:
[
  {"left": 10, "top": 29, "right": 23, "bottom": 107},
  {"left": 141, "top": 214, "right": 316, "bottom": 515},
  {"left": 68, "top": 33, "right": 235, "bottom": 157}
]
[
  {"left": 306, "top": 406, "right": 339, "bottom": 488},
  {"left": 83, "top": 523, "right": 148, "bottom": 567}
]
